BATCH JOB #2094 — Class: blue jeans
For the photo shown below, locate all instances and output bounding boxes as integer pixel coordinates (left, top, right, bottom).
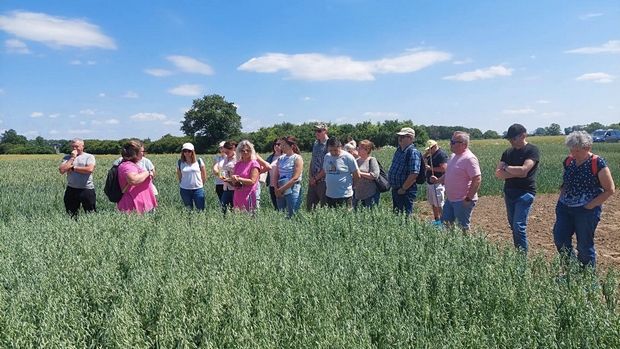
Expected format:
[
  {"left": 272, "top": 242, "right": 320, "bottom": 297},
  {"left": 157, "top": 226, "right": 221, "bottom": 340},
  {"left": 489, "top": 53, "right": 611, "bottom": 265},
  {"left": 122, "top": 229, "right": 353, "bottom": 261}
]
[
  {"left": 504, "top": 188, "right": 535, "bottom": 252},
  {"left": 220, "top": 190, "right": 234, "bottom": 214},
  {"left": 441, "top": 199, "right": 476, "bottom": 229},
  {"left": 277, "top": 183, "right": 302, "bottom": 218},
  {"left": 391, "top": 187, "right": 417, "bottom": 215},
  {"left": 553, "top": 202, "right": 601, "bottom": 268},
  {"left": 180, "top": 187, "right": 205, "bottom": 211}
]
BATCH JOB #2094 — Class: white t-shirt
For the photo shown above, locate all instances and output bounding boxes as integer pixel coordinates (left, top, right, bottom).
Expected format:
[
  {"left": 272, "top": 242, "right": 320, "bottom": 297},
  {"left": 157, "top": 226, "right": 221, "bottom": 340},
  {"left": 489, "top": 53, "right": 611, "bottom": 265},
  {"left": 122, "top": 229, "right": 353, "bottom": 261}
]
[{"left": 178, "top": 158, "right": 204, "bottom": 190}]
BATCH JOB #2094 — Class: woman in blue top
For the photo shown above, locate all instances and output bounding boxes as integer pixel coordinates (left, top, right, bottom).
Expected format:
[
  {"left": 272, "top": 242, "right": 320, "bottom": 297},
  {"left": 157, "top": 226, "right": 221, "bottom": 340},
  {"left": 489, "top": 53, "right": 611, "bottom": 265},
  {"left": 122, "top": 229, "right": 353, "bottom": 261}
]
[
  {"left": 553, "top": 131, "right": 615, "bottom": 269},
  {"left": 274, "top": 135, "right": 303, "bottom": 218}
]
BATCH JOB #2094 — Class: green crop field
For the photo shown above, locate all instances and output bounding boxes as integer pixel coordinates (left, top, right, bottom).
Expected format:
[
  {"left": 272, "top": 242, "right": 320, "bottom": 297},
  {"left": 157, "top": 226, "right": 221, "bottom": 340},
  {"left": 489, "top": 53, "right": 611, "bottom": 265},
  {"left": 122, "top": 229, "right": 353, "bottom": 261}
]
[{"left": 0, "top": 137, "right": 619, "bottom": 347}]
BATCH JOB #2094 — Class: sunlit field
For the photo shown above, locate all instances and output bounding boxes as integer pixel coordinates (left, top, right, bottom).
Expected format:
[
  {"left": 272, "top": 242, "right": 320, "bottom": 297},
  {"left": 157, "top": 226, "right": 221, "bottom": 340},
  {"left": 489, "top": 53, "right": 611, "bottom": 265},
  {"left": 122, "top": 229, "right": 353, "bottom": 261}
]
[{"left": 0, "top": 137, "right": 619, "bottom": 347}]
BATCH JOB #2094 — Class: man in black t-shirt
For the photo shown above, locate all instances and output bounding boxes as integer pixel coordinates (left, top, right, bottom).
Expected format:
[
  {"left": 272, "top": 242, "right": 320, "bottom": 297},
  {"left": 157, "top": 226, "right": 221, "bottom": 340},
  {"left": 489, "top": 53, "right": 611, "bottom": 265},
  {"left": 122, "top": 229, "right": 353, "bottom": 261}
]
[
  {"left": 423, "top": 140, "right": 448, "bottom": 224},
  {"left": 495, "top": 124, "right": 540, "bottom": 253}
]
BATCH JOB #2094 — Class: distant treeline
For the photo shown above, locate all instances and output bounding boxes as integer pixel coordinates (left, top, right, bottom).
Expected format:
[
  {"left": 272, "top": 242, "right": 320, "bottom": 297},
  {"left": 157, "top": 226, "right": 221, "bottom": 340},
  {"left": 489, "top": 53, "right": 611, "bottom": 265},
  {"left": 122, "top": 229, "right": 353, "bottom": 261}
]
[{"left": 1, "top": 120, "right": 617, "bottom": 155}]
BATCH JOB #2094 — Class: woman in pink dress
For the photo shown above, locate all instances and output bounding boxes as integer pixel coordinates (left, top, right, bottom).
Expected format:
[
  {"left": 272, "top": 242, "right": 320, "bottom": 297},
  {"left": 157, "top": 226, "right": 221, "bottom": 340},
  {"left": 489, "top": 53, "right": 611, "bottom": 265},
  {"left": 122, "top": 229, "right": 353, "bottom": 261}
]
[
  {"left": 117, "top": 140, "right": 157, "bottom": 214},
  {"left": 231, "top": 140, "right": 261, "bottom": 213}
]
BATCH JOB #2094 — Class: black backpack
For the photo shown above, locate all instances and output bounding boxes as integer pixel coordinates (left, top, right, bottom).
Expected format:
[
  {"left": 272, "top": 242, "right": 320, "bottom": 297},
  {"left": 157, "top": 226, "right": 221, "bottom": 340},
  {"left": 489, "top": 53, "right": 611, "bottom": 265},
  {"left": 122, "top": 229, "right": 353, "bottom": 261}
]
[
  {"left": 104, "top": 162, "right": 129, "bottom": 203},
  {"left": 404, "top": 148, "right": 426, "bottom": 185}
]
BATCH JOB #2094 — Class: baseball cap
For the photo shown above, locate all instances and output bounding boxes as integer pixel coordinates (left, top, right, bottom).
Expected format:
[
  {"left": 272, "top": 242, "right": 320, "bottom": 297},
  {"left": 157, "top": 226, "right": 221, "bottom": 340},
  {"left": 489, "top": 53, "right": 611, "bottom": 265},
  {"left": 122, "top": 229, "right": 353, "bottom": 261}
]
[
  {"left": 218, "top": 141, "right": 225, "bottom": 148},
  {"left": 504, "top": 124, "right": 527, "bottom": 139},
  {"left": 396, "top": 127, "right": 415, "bottom": 137},
  {"left": 182, "top": 142, "right": 195, "bottom": 151},
  {"left": 314, "top": 122, "right": 327, "bottom": 130},
  {"left": 425, "top": 140, "right": 438, "bottom": 150}
]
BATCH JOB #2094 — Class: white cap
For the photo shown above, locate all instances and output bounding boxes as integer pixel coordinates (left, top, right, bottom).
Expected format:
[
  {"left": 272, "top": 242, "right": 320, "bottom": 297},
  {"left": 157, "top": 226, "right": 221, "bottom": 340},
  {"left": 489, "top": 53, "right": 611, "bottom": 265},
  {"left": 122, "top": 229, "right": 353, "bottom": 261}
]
[
  {"left": 218, "top": 141, "right": 226, "bottom": 147},
  {"left": 182, "top": 142, "right": 194, "bottom": 151}
]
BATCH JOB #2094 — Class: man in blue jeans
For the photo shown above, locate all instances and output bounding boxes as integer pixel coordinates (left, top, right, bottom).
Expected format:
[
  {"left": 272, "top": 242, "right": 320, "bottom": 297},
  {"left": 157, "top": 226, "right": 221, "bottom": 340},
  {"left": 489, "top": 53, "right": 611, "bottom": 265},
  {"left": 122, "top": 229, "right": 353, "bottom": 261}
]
[
  {"left": 494, "top": 124, "right": 540, "bottom": 253},
  {"left": 388, "top": 127, "right": 421, "bottom": 215}
]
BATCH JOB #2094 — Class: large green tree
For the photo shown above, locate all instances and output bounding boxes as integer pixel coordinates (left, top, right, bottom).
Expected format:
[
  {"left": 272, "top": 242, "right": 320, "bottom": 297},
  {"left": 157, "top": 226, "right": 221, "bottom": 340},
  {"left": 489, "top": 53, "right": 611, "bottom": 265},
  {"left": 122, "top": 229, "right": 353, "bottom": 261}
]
[{"left": 181, "top": 94, "right": 242, "bottom": 153}]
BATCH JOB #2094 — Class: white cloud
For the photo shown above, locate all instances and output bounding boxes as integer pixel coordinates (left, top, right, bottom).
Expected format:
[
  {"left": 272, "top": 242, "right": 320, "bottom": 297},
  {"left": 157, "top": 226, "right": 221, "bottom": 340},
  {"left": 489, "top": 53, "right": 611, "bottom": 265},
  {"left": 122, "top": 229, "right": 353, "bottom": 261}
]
[
  {"left": 144, "top": 69, "right": 173, "bottom": 77},
  {"left": 579, "top": 13, "right": 603, "bottom": 20},
  {"left": 0, "top": 11, "right": 116, "bottom": 49},
  {"left": 79, "top": 121, "right": 86, "bottom": 125},
  {"left": 123, "top": 91, "right": 138, "bottom": 98},
  {"left": 30, "top": 112, "right": 44, "bottom": 117},
  {"left": 163, "top": 119, "right": 178, "bottom": 125},
  {"left": 238, "top": 50, "right": 451, "bottom": 81},
  {"left": 70, "top": 60, "right": 81, "bottom": 65},
  {"left": 167, "top": 55, "right": 214, "bottom": 75},
  {"left": 277, "top": 113, "right": 284, "bottom": 117},
  {"left": 105, "top": 118, "right": 119, "bottom": 124},
  {"left": 536, "top": 100, "right": 551, "bottom": 104},
  {"left": 530, "top": 55, "right": 536, "bottom": 59},
  {"left": 241, "top": 117, "right": 263, "bottom": 132},
  {"left": 24, "top": 131, "right": 39, "bottom": 138},
  {"left": 79, "top": 109, "right": 95, "bottom": 115},
  {"left": 49, "top": 113, "right": 59, "bottom": 118},
  {"left": 302, "top": 97, "right": 313, "bottom": 101},
  {"left": 68, "top": 129, "right": 91, "bottom": 134},
  {"left": 98, "top": 93, "right": 105, "bottom": 97},
  {"left": 49, "top": 130, "right": 58, "bottom": 134},
  {"left": 69, "top": 114, "right": 76, "bottom": 118},
  {"left": 541, "top": 112, "right": 565, "bottom": 117},
  {"left": 91, "top": 120, "right": 101, "bottom": 125},
  {"left": 453, "top": 58, "right": 473, "bottom": 65},
  {"left": 502, "top": 108, "right": 536, "bottom": 115},
  {"left": 86, "top": 60, "right": 96, "bottom": 65},
  {"left": 565, "top": 40, "right": 620, "bottom": 54},
  {"left": 130, "top": 112, "right": 166, "bottom": 121},
  {"left": 575, "top": 72, "right": 614, "bottom": 83},
  {"left": 168, "top": 84, "right": 202, "bottom": 96},
  {"left": 443, "top": 65, "right": 514, "bottom": 81},
  {"left": 5, "top": 38, "right": 30, "bottom": 54}
]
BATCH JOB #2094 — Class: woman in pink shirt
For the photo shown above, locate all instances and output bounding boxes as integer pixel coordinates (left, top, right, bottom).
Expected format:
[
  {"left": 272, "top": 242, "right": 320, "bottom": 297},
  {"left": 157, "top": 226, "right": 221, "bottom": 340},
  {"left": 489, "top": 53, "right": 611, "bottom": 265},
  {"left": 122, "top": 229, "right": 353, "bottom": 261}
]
[
  {"left": 117, "top": 140, "right": 157, "bottom": 214},
  {"left": 231, "top": 140, "right": 261, "bottom": 213}
]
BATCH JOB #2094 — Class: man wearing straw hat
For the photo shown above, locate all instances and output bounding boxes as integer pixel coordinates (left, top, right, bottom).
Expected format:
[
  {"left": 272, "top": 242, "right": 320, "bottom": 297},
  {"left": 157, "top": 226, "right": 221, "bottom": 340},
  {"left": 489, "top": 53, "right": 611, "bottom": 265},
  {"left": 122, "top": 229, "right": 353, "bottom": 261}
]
[{"left": 423, "top": 140, "right": 447, "bottom": 225}]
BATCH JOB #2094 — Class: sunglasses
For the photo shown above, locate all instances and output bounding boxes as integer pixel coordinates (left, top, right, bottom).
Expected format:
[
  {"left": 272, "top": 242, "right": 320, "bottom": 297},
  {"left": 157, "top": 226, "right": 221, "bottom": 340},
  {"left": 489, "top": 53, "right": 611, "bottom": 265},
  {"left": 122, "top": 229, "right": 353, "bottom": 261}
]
[
  {"left": 398, "top": 135, "right": 411, "bottom": 139},
  {"left": 274, "top": 143, "right": 281, "bottom": 146},
  {"left": 240, "top": 149, "right": 251, "bottom": 153},
  {"left": 315, "top": 129, "right": 324, "bottom": 133},
  {"left": 183, "top": 149, "right": 193, "bottom": 153},
  {"left": 450, "top": 139, "right": 464, "bottom": 145}
]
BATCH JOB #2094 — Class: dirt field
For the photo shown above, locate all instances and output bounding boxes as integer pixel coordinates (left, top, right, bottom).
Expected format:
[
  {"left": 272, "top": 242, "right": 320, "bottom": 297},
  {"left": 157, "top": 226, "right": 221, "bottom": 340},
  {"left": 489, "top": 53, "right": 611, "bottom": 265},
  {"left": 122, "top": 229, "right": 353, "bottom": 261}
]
[{"left": 418, "top": 193, "right": 620, "bottom": 270}]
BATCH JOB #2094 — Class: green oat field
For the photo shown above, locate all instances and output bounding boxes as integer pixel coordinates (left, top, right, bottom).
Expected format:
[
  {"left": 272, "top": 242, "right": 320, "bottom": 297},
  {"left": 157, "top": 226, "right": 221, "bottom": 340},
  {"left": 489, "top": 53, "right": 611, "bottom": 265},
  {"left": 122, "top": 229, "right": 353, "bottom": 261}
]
[{"left": 0, "top": 137, "right": 619, "bottom": 347}]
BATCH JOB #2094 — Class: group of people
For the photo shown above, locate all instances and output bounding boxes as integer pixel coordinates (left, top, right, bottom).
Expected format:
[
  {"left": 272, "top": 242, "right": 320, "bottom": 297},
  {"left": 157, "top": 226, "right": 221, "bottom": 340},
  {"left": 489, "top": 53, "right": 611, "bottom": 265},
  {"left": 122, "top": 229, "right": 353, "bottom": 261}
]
[{"left": 59, "top": 122, "right": 614, "bottom": 268}]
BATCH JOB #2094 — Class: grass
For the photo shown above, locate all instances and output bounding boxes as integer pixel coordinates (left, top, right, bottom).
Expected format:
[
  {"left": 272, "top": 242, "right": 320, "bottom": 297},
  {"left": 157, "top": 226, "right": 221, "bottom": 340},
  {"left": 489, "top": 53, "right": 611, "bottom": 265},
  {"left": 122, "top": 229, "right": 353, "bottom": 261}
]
[{"left": 0, "top": 137, "right": 619, "bottom": 347}]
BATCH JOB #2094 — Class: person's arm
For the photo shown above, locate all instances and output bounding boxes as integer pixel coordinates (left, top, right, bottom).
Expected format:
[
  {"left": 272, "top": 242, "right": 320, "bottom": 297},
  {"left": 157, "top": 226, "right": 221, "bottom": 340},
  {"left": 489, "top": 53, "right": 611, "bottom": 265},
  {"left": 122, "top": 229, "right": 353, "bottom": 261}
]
[
  {"left": 255, "top": 155, "right": 272, "bottom": 174},
  {"left": 126, "top": 169, "right": 152, "bottom": 186},
  {"left": 360, "top": 158, "right": 379, "bottom": 180},
  {"left": 200, "top": 165, "right": 207, "bottom": 183},
  {"left": 504, "top": 159, "right": 536, "bottom": 178},
  {"left": 463, "top": 174, "right": 482, "bottom": 206},
  {"left": 177, "top": 164, "right": 182, "bottom": 183},
  {"left": 59, "top": 151, "right": 78, "bottom": 174},
  {"left": 212, "top": 158, "right": 220, "bottom": 176},
  {"left": 584, "top": 167, "right": 615, "bottom": 209},
  {"left": 351, "top": 169, "right": 361, "bottom": 189},
  {"left": 73, "top": 163, "right": 95, "bottom": 175},
  {"left": 495, "top": 161, "right": 508, "bottom": 179},
  {"left": 277, "top": 156, "right": 304, "bottom": 195}
]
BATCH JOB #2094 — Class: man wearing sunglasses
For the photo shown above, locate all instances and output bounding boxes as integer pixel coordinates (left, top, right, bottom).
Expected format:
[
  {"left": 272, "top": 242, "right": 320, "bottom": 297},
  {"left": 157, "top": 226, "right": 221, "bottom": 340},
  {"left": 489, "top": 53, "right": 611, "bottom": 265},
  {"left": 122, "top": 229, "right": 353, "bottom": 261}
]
[
  {"left": 431, "top": 131, "right": 481, "bottom": 233},
  {"left": 306, "top": 122, "right": 329, "bottom": 210},
  {"left": 388, "top": 127, "right": 422, "bottom": 215},
  {"left": 494, "top": 124, "right": 540, "bottom": 253}
]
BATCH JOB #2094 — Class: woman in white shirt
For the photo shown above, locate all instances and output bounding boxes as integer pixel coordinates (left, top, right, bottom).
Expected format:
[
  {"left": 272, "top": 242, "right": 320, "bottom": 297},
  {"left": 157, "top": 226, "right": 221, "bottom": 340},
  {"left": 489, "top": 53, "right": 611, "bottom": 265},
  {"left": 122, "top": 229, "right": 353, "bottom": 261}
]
[{"left": 176, "top": 142, "right": 207, "bottom": 211}]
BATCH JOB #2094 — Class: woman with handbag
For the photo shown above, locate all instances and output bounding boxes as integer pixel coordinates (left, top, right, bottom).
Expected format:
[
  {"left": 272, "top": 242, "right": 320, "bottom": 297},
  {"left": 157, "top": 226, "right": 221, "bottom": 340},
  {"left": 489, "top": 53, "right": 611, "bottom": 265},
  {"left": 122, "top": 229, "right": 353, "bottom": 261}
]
[
  {"left": 355, "top": 140, "right": 380, "bottom": 208},
  {"left": 274, "top": 136, "right": 304, "bottom": 218}
]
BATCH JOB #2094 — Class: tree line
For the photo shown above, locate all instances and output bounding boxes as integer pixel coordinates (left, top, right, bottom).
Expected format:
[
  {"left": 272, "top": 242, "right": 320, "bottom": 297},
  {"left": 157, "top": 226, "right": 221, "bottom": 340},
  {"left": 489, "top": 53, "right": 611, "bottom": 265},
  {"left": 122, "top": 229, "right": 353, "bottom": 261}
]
[{"left": 2, "top": 94, "right": 618, "bottom": 155}]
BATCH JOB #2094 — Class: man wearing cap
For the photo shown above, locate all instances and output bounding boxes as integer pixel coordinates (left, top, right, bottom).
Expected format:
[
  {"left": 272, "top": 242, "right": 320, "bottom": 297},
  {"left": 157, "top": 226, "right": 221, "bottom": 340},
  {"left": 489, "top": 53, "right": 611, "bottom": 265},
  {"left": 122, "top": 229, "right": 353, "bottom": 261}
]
[
  {"left": 431, "top": 131, "right": 481, "bottom": 233},
  {"left": 423, "top": 140, "right": 448, "bottom": 224},
  {"left": 306, "top": 122, "right": 329, "bottom": 210},
  {"left": 388, "top": 127, "right": 422, "bottom": 215},
  {"left": 495, "top": 124, "right": 540, "bottom": 252}
]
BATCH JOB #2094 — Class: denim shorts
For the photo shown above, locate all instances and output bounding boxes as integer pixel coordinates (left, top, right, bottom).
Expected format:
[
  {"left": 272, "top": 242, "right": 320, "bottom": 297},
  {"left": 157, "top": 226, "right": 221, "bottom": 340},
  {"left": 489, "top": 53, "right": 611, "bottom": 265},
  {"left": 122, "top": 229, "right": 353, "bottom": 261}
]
[{"left": 441, "top": 199, "right": 477, "bottom": 229}]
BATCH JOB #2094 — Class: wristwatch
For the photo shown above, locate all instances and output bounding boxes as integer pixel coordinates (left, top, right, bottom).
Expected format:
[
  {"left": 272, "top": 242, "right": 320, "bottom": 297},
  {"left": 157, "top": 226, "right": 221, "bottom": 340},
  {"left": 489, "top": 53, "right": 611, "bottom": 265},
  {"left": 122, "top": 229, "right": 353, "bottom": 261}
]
[{"left": 464, "top": 197, "right": 471, "bottom": 202}]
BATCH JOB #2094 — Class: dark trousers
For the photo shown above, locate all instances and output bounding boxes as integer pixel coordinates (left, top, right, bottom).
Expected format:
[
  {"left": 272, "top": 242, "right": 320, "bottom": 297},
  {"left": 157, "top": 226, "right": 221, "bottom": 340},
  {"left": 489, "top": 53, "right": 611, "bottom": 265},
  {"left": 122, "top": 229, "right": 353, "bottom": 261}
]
[
  {"left": 326, "top": 196, "right": 353, "bottom": 209},
  {"left": 215, "top": 184, "right": 224, "bottom": 201},
  {"left": 63, "top": 186, "right": 96, "bottom": 218}
]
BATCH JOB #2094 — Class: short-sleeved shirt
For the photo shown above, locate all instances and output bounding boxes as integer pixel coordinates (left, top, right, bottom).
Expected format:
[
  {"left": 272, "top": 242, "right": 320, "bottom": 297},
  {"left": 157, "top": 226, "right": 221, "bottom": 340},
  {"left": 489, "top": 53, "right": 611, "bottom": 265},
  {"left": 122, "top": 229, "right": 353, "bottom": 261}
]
[
  {"left": 444, "top": 149, "right": 481, "bottom": 202},
  {"left": 559, "top": 155, "right": 607, "bottom": 207},
  {"left": 62, "top": 152, "right": 96, "bottom": 189},
  {"left": 388, "top": 144, "right": 421, "bottom": 191},
  {"left": 425, "top": 148, "right": 448, "bottom": 184},
  {"left": 233, "top": 159, "right": 261, "bottom": 194},
  {"left": 500, "top": 143, "right": 540, "bottom": 194},
  {"left": 114, "top": 157, "right": 154, "bottom": 172},
  {"left": 323, "top": 151, "right": 359, "bottom": 199},
  {"left": 117, "top": 161, "right": 157, "bottom": 214},
  {"left": 356, "top": 156, "right": 379, "bottom": 200},
  {"left": 178, "top": 158, "right": 204, "bottom": 190},
  {"left": 310, "top": 137, "right": 329, "bottom": 179},
  {"left": 220, "top": 156, "right": 237, "bottom": 191}
]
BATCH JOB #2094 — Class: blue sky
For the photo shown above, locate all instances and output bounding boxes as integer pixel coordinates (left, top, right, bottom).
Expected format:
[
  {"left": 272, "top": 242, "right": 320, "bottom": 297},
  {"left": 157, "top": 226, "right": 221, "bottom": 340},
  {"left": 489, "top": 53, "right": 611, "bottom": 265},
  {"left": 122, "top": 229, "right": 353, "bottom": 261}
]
[{"left": 0, "top": 1, "right": 618, "bottom": 140}]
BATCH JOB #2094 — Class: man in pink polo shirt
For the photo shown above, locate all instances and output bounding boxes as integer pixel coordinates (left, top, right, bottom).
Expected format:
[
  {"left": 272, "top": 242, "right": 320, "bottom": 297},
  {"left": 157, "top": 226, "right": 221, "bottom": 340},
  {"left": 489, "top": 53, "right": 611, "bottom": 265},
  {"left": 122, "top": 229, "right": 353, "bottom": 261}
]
[{"left": 430, "top": 131, "right": 481, "bottom": 233}]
